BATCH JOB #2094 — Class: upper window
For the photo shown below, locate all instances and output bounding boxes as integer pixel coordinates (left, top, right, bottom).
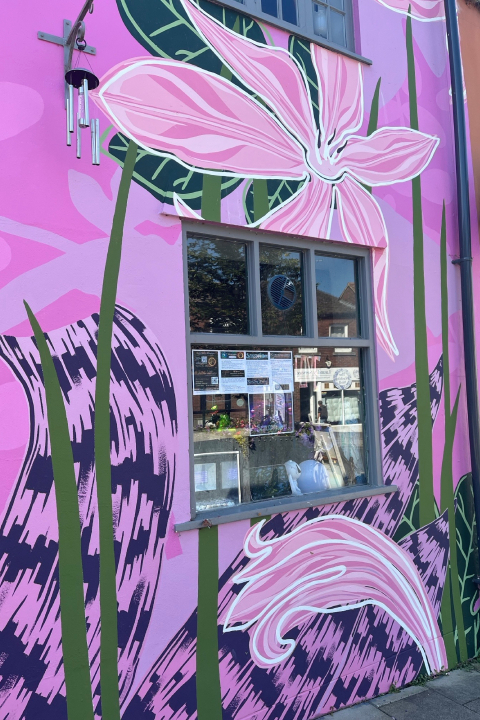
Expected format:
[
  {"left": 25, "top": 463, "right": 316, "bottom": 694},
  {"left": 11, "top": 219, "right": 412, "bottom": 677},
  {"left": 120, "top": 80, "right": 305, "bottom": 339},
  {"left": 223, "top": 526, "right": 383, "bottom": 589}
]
[
  {"left": 184, "top": 229, "right": 383, "bottom": 525},
  {"left": 213, "top": 0, "right": 356, "bottom": 54}
]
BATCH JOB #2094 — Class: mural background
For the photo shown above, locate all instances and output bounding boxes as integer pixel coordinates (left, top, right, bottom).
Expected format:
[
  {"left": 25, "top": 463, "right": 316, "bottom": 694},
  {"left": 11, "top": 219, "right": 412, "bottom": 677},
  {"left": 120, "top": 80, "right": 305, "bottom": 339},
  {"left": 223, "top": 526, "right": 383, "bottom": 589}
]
[{"left": 0, "top": 0, "right": 479, "bottom": 717}]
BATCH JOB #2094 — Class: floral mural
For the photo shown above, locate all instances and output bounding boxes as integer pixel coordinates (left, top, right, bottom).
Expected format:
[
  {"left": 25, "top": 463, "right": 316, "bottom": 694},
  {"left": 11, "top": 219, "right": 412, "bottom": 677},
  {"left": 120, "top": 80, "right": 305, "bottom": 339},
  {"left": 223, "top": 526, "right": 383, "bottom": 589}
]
[{"left": 0, "top": 0, "right": 478, "bottom": 717}]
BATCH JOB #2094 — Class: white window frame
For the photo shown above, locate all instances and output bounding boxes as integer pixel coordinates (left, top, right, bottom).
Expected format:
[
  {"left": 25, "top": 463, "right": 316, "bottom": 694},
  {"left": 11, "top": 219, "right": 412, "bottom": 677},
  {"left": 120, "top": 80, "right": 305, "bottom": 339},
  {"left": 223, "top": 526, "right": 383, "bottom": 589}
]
[{"left": 175, "top": 222, "right": 397, "bottom": 531}]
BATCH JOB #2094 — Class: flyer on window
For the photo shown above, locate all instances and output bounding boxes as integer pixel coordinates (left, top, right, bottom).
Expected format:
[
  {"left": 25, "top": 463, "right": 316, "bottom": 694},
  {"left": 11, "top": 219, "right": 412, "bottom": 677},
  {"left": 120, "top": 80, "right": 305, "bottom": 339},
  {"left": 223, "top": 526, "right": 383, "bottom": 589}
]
[{"left": 192, "top": 349, "right": 294, "bottom": 395}]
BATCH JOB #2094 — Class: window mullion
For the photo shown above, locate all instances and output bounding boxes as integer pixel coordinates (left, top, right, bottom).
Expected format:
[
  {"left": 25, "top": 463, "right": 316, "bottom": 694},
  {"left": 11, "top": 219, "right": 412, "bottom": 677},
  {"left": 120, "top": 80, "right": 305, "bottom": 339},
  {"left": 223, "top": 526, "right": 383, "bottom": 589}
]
[{"left": 251, "top": 240, "right": 263, "bottom": 340}]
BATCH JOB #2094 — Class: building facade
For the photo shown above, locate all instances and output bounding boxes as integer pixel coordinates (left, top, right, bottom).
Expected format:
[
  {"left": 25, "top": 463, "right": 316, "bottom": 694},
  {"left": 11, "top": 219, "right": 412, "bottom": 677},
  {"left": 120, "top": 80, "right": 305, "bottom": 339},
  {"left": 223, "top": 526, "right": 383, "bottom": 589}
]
[{"left": 1, "top": 0, "right": 480, "bottom": 717}]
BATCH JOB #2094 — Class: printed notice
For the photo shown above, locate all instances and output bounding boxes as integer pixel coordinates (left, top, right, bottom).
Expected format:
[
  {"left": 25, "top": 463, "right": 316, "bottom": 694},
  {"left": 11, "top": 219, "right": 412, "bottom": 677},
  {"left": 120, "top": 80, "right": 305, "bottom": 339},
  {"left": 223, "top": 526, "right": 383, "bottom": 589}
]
[
  {"left": 246, "top": 351, "right": 270, "bottom": 392},
  {"left": 270, "top": 351, "right": 294, "bottom": 391},
  {"left": 192, "top": 349, "right": 294, "bottom": 395},
  {"left": 219, "top": 350, "right": 247, "bottom": 394},
  {"left": 192, "top": 350, "right": 220, "bottom": 394}
]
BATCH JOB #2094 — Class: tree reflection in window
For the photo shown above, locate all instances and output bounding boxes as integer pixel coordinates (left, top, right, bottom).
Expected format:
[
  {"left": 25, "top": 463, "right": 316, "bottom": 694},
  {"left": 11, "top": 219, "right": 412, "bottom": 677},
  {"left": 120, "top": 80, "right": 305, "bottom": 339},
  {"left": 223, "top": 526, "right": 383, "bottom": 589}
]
[{"left": 188, "top": 236, "right": 249, "bottom": 334}]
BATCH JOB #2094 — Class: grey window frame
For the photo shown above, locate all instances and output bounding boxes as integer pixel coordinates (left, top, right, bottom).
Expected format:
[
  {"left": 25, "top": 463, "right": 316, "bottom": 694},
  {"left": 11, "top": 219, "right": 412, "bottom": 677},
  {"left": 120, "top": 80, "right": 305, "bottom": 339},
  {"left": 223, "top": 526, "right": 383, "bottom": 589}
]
[
  {"left": 175, "top": 221, "right": 397, "bottom": 532},
  {"left": 206, "top": 0, "right": 372, "bottom": 65}
]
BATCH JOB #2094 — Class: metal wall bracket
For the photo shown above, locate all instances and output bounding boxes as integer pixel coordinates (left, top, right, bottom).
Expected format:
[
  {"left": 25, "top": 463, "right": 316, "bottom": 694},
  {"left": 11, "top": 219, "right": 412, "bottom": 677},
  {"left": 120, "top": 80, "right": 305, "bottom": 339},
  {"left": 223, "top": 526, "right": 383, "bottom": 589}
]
[{"left": 38, "top": 20, "right": 96, "bottom": 71}]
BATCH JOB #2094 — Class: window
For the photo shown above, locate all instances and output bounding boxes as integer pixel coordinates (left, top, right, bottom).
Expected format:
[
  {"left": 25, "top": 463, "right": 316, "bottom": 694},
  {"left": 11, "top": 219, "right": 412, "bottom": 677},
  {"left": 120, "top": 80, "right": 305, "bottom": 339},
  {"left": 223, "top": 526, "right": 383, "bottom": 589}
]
[
  {"left": 212, "top": 0, "right": 357, "bottom": 55},
  {"left": 182, "top": 227, "right": 385, "bottom": 528}
]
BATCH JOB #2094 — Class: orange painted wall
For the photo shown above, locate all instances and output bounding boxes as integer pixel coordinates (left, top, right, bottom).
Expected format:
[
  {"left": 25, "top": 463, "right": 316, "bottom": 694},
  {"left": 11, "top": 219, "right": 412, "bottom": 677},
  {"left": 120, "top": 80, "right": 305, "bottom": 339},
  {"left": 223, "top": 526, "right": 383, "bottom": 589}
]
[{"left": 459, "top": 0, "right": 480, "bottom": 221}]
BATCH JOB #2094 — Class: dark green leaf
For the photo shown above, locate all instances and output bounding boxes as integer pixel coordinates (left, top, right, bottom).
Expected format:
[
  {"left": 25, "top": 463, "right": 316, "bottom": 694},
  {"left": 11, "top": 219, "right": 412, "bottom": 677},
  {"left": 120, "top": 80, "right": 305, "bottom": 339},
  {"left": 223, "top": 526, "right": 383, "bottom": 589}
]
[
  {"left": 116, "top": 0, "right": 265, "bottom": 72},
  {"left": 243, "top": 177, "right": 307, "bottom": 224},
  {"left": 454, "top": 473, "right": 480, "bottom": 659},
  {"left": 108, "top": 133, "right": 242, "bottom": 211}
]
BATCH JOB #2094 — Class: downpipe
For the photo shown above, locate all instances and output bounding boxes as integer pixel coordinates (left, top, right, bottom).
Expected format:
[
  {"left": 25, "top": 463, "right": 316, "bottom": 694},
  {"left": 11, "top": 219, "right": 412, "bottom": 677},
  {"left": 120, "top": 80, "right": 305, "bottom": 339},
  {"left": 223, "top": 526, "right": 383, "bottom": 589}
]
[{"left": 444, "top": 0, "right": 480, "bottom": 580}]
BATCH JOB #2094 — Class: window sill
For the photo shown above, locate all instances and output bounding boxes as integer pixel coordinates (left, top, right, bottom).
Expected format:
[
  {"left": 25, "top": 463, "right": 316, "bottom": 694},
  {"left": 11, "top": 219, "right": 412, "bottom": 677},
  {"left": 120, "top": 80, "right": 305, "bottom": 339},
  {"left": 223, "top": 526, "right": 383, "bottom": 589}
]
[{"left": 174, "top": 484, "right": 398, "bottom": 532}]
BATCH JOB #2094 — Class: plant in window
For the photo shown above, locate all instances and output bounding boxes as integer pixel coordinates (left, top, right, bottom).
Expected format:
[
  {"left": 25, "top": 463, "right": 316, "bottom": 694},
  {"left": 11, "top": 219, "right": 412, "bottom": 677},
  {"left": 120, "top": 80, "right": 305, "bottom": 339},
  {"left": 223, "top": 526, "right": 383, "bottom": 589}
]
[{"left": 91, "top": 0, "right": 438, "bottom": 358}]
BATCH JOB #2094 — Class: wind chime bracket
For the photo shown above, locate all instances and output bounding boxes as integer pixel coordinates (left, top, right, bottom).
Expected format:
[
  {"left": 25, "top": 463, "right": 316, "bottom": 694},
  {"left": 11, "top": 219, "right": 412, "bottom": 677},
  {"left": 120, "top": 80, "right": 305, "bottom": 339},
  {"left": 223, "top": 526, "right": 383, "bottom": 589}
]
[{"left": 38, "top": 20, "right": 96, "bottom": 70}]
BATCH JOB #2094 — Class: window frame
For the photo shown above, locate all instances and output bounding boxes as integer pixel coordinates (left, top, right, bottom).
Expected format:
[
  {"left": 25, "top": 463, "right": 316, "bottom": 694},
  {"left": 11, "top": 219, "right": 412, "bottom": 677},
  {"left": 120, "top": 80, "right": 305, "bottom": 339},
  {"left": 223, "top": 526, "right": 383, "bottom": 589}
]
[
  {"left": 176, "top": 221, "right": 396, "bottom": 532},
  {"left": 204, "top": 0, "right": 372, "bottom": 66}
]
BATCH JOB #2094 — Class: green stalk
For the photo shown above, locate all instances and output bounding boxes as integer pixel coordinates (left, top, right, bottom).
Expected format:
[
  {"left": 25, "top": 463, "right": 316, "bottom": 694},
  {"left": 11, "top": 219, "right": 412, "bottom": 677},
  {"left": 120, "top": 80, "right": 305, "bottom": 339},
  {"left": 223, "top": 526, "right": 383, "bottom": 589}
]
[
  {"left": 439, "top": 202, "right": 468, "bottom": 662},
  {"left": 24, "top": 302, "right": 94, "bottom": 720},
  {"left": 253, "top": 179, "right": 269, "bottom": 222},
  {"left": 95, "top": 139, "right": 138, "bottom": 720},
  {"left": 202, "top": 175, "right": 222, "bottom": 222},
  {"left": 197, "top": 527, "right": 222, "bottom": 720},
  {"left": 406, "top": 13, "right": 435, "bottom": 528}
]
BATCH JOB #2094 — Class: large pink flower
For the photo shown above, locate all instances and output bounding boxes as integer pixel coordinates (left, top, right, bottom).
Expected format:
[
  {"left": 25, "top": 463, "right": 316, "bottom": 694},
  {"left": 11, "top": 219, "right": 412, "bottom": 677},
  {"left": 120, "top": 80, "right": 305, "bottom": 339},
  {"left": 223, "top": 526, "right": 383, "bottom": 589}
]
[
  {"left": 375, "top": 0, "right": 445, "bottom": 21},
  {"left": 92, "top": 4, "right": 439, "bottom": 358}
]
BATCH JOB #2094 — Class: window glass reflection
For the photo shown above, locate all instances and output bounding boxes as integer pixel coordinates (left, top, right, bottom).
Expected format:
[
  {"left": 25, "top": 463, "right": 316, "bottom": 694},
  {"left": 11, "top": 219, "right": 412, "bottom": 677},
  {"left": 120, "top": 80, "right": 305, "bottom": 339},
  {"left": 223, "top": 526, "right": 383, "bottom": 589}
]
[
  {"left": 282, "top": 0, "right": 298, "bottom": 24},
  {"left": 188, "top": 235, "right": 249, "bottom": 334},
  {"left": 261, "top": 0, "right": 279, "bottom": 16},
  {"left": 191, "top": 345, "right": 367, "bottom": 513},
  {"left": 260, "top": 245, "right": 305, "bottom": 336},
  {"left": 316, "top": 253, "right": 359, "bottom": 337}
]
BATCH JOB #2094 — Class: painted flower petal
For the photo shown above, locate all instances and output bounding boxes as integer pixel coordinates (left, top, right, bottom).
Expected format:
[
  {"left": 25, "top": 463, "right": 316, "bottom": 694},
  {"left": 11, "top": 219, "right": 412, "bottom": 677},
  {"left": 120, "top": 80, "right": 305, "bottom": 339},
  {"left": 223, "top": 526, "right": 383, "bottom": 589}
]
[
  {"left": 311, "top": 44, "right": 363, "bottom": 151},
  {"left": 375, "top": 0, "right": 445, "bottom": 20},
  {"left": 336, "top": 177, "right": 398, "bottom": 358},
  {"left": 335, "top": 128, "right": 439, "bottom": 186},
  {"left": 183, "top": 1, "right": 319, "bottom": 155},
  {"left": 173, "top": 193, "right": 203, "bottom": 219},
  {"left": 260, "top": 176, "right": 333, "bottom": 237},
  {"left": 224, "top": 516, "right": 447, "bottom": 674},
  {"left": 92, "top": 58, "right": 307, "bottom": 179}
]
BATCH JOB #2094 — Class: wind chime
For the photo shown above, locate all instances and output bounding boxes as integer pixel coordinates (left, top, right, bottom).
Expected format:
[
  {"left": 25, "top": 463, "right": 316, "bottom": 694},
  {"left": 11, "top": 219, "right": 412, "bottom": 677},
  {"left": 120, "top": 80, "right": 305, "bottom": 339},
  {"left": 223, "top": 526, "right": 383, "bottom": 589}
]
[
  {"left": 65, "top": 67, "right": 100, "bottom": 164},
  {"left": 38, "top": 0, "right": 101, "bottom": 166}
]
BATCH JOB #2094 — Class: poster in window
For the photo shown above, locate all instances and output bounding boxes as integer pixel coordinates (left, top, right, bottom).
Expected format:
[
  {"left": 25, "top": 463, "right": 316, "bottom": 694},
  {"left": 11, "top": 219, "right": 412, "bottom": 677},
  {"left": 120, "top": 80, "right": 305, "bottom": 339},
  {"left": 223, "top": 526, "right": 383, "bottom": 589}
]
[{"left": 192, "top": 350, "right": 220, "bottom": 393}]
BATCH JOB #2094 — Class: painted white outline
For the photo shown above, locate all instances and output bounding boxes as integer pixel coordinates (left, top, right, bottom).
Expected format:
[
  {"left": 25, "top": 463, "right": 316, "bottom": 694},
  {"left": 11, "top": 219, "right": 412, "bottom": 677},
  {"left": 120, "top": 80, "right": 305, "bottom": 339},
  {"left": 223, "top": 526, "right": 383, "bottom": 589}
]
[
  {"left": 97, "top": 58, "right": 309, "bottom": 182},
  {"left": 334, "top": 178, "right": 397, "bottom": 356},
  {"left": 375, "top": 0, "right": 445, "bottom": 22},
  {"left": 223, "top": 515, "right": 445, "bottom": 673},
  {"left": 181, "top": 0, "right": 321, "bottom": 172},
  {"left": 310, "top": 44, "right": 364, "bottom": 167},
  {"left": 330, "top": 130, "right": 440, "bottom": 187}
]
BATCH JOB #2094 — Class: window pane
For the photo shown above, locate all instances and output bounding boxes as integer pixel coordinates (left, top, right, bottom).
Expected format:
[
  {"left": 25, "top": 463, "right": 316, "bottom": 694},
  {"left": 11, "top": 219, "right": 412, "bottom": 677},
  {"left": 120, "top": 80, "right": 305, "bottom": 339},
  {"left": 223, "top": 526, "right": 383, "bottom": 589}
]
[
  {"left": 191, "top": 345, "right": 368, "bottom": 512},
  {"left": 282, "top": 0, "right": 298, "bottom": 24},
  {"left": 260, "top": 244, "right": 305, "bottom": 336},
  {"left": 330, "top": 8, "right": 346, "bottom": 46},
  {"left": 329, "top": 0, "right": 343, "bottom": 10},
  {"left": 313, "top": 2, "right": 328, "bottom": 38},
  {"left": 316, "top": 253, "right": 359, "bottom": 337},
  {"left": 262, "top": 0, "right": 279, "bottom": 17},
  {"left": 188, "top": 235, "right": 249, "bottom": 334}
]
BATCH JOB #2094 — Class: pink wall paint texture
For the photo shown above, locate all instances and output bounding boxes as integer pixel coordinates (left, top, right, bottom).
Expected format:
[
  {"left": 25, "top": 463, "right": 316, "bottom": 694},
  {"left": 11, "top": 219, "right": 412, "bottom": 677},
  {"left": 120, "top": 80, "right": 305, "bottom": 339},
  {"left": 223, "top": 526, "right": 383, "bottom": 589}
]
[{"left": 0, "top": 0, "right": 479, "bottom": 717}]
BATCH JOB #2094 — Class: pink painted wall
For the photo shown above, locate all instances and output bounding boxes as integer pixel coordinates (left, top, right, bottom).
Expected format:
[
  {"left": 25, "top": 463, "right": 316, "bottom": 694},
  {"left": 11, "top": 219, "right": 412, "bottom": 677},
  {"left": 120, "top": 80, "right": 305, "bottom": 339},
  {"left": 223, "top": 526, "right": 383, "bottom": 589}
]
[{"left": 0, "top": 0, "right": 478, "bottom": 717}]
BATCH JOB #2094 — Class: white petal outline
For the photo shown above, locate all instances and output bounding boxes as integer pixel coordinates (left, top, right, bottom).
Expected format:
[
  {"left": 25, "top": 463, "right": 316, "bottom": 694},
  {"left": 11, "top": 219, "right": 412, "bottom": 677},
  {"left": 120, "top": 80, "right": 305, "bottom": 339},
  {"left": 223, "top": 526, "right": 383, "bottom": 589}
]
[
  {"left": 173, "top": 193, "right": 203, "bottom": 219},
  {"left": 222, "top": 515, "right": 445, "bottom": 674},
  {"left": 181, "top": 0, "right": 320, "bottom": 170},
  {"left": 96, "top": 58, "right": 310, "bottom": 182},
  {"left": 310, "top": 45, "right": 364, "bottom": 168},
  {"left": 330, "top": 128, "right": 440, "bottom": 186},
  {"left": 375, "top": 0, "right": 445, "bottom": 21}
]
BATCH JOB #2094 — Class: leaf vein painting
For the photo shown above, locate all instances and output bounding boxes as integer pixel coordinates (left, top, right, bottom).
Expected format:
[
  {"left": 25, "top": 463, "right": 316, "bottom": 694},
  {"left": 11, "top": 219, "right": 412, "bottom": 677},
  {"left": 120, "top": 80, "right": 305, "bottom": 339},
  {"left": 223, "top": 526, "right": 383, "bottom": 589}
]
[{"left": 91, "top": 0, "right": 440, "bottom": 360}]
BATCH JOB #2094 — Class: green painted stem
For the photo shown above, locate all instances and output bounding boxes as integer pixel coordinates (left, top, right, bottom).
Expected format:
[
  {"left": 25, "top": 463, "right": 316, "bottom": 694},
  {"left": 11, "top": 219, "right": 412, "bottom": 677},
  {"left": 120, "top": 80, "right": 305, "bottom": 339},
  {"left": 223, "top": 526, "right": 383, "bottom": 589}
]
[
  {"left": 406, "top": 14, "right": 435, "bottom": 528},
  {"left": 439, "top": 203, "right": 468, "bottom": 662},
  {"left": 253, "top": 179, "right": 269, "bottom": 223},
  {"left": 440, "top": 565, "right": 457, "bottom": 667},
  {"left": 24, "top": 302, "right": 94, "bottom": 720},
  {"left": 202, "top": 174, "right": 222, "bottom": 222},
  {"left": 197, "top": 527, "right": 222, "bottom": 720},
  {"left": 95, "top": 139, "right": 138, "bottom": 720}
]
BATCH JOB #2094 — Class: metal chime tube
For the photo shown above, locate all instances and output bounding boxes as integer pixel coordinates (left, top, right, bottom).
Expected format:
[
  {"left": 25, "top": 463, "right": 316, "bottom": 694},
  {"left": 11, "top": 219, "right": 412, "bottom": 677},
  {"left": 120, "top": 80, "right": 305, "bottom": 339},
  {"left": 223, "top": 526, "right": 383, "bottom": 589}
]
[
  {"left": 82, "top": 78, "right": 90, "bottom": 127},
  {"left": 94, "top": 118, "right": 100, "bottom": 165},
  {"left": 78, "top": 85, "right": 86, "bottom": 128},
  {"left": 66, "top": 84, "right": 74, "bottom": 146},
  {"left": 76, "top": 112, "right": 82, "bottom": 159}
]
